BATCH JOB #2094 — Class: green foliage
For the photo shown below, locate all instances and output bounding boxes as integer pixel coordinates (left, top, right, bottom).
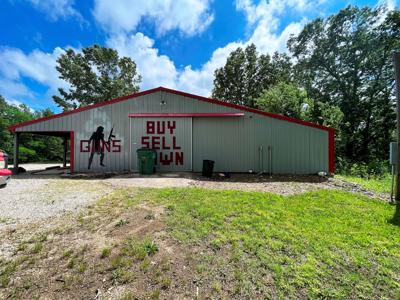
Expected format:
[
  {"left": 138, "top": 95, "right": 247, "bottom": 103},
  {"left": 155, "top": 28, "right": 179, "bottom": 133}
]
[
  {"left": 336, "top": 157, "right": 390, "bottom": 178},
  {"left": 213, "top": 5, "right": 400, "bottom": 166},
  {"left": 256, "top": 82, "right": 314, "bottom": 120},
  {"left": 212, "top": 44, "right": 292, "bottom": 107},
  {"left": 53, "top": 45, "right": 141, "bottom": 110},
  {"left": 115, "top": 219, "right": 129, "bottom": 227},
  {"left": 256, "top": 83, "right": 344, "bottom": 142},
  {"left": 100, "top": 247, "right": 111, "bottom": 259},
  {"left": 288, "top": 5, "right": 400, "bottom": 162},
  {"left": 0, "top": 96, "right": 63, "bottom": 163}
]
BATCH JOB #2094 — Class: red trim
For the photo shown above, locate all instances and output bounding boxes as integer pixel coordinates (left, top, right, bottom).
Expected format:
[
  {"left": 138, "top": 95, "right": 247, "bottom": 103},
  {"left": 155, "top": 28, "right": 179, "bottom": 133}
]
[
  {"left": 328, "top": 130, "right": 335, "bottom": 173},
  {"left": 128, "top": 113, "right": 244, "bottom": 117},
  {"left": 70, "top": 131, "right": 74, "bottom": 174},
  {"left": 8, "top": 88, "right": 163, "bottom": 132},
  {"left": 8, "top": 86, "right": 334, "bottom": 133}
]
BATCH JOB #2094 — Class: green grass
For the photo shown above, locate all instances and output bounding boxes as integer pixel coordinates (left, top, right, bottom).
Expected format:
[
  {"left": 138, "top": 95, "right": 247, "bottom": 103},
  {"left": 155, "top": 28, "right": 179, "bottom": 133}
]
[
  {"left": 120, "top": 188, "right": 400, "bottom": 299},
  {"left": 337, "top": 174, "right": 392, "bottom": 193}
]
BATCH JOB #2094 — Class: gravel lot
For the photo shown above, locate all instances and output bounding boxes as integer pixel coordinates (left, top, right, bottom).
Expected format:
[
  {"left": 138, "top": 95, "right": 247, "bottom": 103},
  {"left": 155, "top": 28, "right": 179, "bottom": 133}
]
[{"left": 6, "top": 163, "right": 385, "bottom": 233}]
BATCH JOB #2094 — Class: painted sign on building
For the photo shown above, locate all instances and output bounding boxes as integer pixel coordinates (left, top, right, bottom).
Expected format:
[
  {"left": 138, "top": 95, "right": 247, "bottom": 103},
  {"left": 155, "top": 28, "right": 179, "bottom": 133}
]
[
  {"left": 140, "top": 121, "right": 184, "bottom": 165},
  {"left": 79, "top": 125, "right": 122, "bottom": 169}
]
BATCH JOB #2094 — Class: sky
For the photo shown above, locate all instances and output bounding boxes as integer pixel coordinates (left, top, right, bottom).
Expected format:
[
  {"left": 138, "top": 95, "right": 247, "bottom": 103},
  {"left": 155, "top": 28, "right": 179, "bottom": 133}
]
[{"left": 0, "top": 0, "right": 396, "bottom": 112}]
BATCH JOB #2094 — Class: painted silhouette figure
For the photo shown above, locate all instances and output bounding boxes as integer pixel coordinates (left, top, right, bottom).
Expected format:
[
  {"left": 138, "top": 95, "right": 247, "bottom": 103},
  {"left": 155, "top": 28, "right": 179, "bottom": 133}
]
[{"left": 88, "top": 126, "right": 107, "bottom": 169}]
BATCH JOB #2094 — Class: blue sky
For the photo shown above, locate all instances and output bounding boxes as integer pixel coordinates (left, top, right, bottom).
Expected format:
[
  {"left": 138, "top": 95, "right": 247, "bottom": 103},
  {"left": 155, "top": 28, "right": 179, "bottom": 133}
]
[{"left": 0, "top": 0, "right": 395, "bottom": 112}]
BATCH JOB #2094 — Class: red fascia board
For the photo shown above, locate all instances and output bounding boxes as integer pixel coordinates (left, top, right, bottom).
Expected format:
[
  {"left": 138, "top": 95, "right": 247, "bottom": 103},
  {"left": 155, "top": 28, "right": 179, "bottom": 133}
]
[
  {"left": 8, "top": 87, "right": 163, "bottom": 132},
  {"left": 8, "top": 86, "right": 334, "bottom": 133},
  {"left": 128, "top": 113, "right": 244, "bottom": 117}
]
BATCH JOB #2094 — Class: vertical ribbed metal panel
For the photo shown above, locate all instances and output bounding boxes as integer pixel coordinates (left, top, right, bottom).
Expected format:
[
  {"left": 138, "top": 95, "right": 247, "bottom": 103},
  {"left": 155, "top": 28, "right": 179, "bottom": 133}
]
[
  {"left": 131, "top": 117, "right": 192, "bottom": 172},
  {"left": 15, "top": 90, "right": 330, "bottom": 174}
]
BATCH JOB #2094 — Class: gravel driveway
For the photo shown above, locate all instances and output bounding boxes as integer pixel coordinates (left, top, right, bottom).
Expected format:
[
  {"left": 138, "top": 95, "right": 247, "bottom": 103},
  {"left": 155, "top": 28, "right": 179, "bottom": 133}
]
[
  {"left": 0, "top": 174, "right": 113, "bottom": 230},
  {"left": 0, "top": 166, "right": 336, "bottom": 231}
]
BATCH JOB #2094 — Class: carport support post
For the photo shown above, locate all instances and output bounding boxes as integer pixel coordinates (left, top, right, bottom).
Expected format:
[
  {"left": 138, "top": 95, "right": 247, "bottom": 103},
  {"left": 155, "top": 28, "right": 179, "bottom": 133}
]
[
  {"left": 63, "top": 136, "right": 68, "bottom": 168},
  {"left": 13, "top": 132, "right": 20, "bottom": 175}
]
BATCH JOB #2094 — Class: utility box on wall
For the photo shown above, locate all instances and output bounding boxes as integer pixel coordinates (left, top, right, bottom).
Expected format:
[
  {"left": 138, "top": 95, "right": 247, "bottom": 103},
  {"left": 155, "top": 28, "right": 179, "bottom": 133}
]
[{"left": 390, "top": 142, "right": 397, "bottom": 165}]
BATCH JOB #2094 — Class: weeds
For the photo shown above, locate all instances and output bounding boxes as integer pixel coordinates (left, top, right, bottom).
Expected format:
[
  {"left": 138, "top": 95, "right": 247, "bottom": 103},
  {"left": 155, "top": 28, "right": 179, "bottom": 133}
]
[
  {"left": 101, "top": 247, "right": 112, "bottom": 259},
  {"left": 116, "top": 219, "right": 129, "bottom": 227},
  {"left": 31, "top": 242, "right": 43, "bottom": 254},
  {"left": 62, "top": 249, "right": 73, "bottom": 259}
]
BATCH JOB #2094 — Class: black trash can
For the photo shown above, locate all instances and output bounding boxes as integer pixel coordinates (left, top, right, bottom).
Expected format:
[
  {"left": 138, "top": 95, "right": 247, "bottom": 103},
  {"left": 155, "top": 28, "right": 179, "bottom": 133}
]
[{"left": 202, "top": 160, "right": 214, "bottom": 177}]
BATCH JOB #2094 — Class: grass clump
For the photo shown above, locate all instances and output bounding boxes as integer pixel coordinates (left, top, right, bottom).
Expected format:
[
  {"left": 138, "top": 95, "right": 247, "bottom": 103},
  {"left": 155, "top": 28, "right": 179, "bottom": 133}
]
[
  {"left": 121, "top": 238, "right": 158, "bottom": 260},
  {"left": 101, "top": 247, "right": 112, "bottom": 259},
  {"left": 116, "top": 219, "right": 129, "bottom": 227},
  {"left": 337, "top": 174, "right": 392, "bottom": 193},
  {"left": 118, "top": 291, "right": 136, "bottom": 300},
  {"left": 62, "top": 249, "right": 73, "bottom": 259},
  {"left": 31, "top": 242, "right": 43, "bottom": 254}
]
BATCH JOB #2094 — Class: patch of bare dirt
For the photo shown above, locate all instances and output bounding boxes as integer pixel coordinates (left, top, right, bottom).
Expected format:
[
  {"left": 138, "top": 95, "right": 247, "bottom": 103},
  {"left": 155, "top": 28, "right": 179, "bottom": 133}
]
[{"left": 0, "top": 195, "right": 199, "bottom": 300}]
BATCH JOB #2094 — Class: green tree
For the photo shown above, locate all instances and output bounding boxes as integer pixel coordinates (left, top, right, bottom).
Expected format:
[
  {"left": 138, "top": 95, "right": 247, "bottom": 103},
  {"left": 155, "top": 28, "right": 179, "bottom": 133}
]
[
  {"left": 256, "top": 83, "right": 343, "bottom": 130},
  {"left": 212, "top": 44, "right": 292, "bottom": 107},
  {"left": 53, "top": 45, "right": 141, "bottom": 110},
  {"left": 255, "top": 82, "right": 314, "bottom": 120},
  {"left": 0, "top": 96, "right": 63, "bottom": 163},
  {"left": 288, "top": 5, "right": 400, "bottom": 162}
]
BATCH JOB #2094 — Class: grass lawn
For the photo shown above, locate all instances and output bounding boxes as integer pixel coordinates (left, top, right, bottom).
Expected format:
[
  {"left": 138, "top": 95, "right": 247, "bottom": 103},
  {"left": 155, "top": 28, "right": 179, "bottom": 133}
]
[
  {"left": 337, "top": 174, "right": 392, "bottom": 193},
  {"left": 1, "top": 188, "right": 400, "bottom": 299}
]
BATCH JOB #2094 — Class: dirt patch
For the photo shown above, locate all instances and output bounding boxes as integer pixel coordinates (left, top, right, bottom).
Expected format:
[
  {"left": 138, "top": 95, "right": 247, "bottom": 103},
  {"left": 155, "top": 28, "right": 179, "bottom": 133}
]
[{"left": 0, "top": 197, "right": 199, "bottom": 299}]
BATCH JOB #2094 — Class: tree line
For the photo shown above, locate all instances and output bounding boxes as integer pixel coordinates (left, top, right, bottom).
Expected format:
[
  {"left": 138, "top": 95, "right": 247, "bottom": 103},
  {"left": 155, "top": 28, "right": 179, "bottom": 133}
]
[
  {"left": 1, "top": 5, "right": 399, "bottom": 175},
  {"left": 213, "top": 5, "right": 400, "bottom": 175}
]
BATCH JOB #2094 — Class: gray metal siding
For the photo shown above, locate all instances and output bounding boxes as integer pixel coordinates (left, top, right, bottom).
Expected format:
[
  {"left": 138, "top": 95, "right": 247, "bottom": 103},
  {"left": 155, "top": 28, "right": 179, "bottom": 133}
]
[
  {"left": 16, "top": 91, "right": 329, "bottom": 173},
  {"left": 130, "top": 117, "right": 192, "bottom": 172}
]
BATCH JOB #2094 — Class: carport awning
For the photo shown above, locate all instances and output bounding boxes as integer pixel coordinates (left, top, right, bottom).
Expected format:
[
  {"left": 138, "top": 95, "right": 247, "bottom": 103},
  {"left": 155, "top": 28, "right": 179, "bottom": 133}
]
[{"left": 14, "top": 131, "right": 71, "bottom": 138}]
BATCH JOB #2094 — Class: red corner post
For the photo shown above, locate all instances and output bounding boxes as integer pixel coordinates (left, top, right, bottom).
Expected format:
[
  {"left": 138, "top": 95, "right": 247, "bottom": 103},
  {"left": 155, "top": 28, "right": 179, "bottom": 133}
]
[{"left": 328, "top": 129, "right": 335, "bottom": 174}]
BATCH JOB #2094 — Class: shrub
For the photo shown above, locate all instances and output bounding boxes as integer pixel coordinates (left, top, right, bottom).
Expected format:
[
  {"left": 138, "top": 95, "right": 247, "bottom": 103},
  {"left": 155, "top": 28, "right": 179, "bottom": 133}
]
[{"left": 336, "top": 157, "right": 390, "bottom": 179}]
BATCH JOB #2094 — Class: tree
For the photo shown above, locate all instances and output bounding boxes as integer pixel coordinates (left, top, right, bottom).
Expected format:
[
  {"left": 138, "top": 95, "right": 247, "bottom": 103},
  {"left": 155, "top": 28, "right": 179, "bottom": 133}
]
[
  {"left": 288, "top": 5, "right": 400, "bottom": 162},
  {"left": 255, "top": 83, "right": 343, "bottom": 130},
  {"left": 212, "top": 44, "right": 292, "bottom": 107},
  {"left": 255, "top": 83, "right": 314, "bottom": 120},
  {"left": 53, "top": 45, "right": 141, "bottom": 110},
  {"left": 0, "top": 96, "right": 63, "bottom": 163}
]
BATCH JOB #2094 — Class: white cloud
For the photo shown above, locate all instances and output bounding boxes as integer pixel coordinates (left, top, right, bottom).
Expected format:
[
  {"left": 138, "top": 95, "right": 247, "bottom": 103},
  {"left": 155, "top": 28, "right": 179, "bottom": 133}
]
[
  {"left": 93, "top": 0, "right": 214, "bottom": 36},
  {"left": 0, "top": 47, "right": 67, "bottom": 91},
  {"left": 0, "top": 47, "right": 69, "bottom": 107},
  {"left": 0, "top": 78, "right": 33, "bottom": 99},
  {"left": 1, "top": 0, "right": 319, "bottom": 107},
  {"left": 106, "top": 33, "right": 178, "bottom": 89},
  {"left": 176, "top": 42, "right": 243, "bottom": 96},
  {"left": 27, "top": 0, "right": 84, "bottom": 22}
]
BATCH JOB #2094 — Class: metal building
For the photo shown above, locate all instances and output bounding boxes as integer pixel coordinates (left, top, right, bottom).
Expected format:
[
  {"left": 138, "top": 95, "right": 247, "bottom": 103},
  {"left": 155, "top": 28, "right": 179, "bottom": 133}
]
[{"left": 9, "top": 87, "right": 335, "bottom": 174}]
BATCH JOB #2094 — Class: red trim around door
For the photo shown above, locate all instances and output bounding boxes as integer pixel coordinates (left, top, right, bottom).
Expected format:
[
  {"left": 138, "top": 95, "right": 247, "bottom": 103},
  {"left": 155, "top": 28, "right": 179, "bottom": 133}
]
[{"left": 128, "top": 113, "right": 244, "bottom": 117}]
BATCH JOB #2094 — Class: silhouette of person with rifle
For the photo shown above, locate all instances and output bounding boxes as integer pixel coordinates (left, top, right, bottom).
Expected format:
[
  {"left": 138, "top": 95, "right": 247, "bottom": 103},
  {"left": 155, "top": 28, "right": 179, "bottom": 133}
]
[{"left": 88, "top": 126, "right": 115, "bottom": 169}]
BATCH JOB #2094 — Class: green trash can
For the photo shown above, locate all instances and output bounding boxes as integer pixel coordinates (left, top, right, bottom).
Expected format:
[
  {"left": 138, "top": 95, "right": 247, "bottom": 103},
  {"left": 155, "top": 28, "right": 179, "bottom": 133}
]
[{"left": 137, "top": 148, "right": 157, "bottom": 175}]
